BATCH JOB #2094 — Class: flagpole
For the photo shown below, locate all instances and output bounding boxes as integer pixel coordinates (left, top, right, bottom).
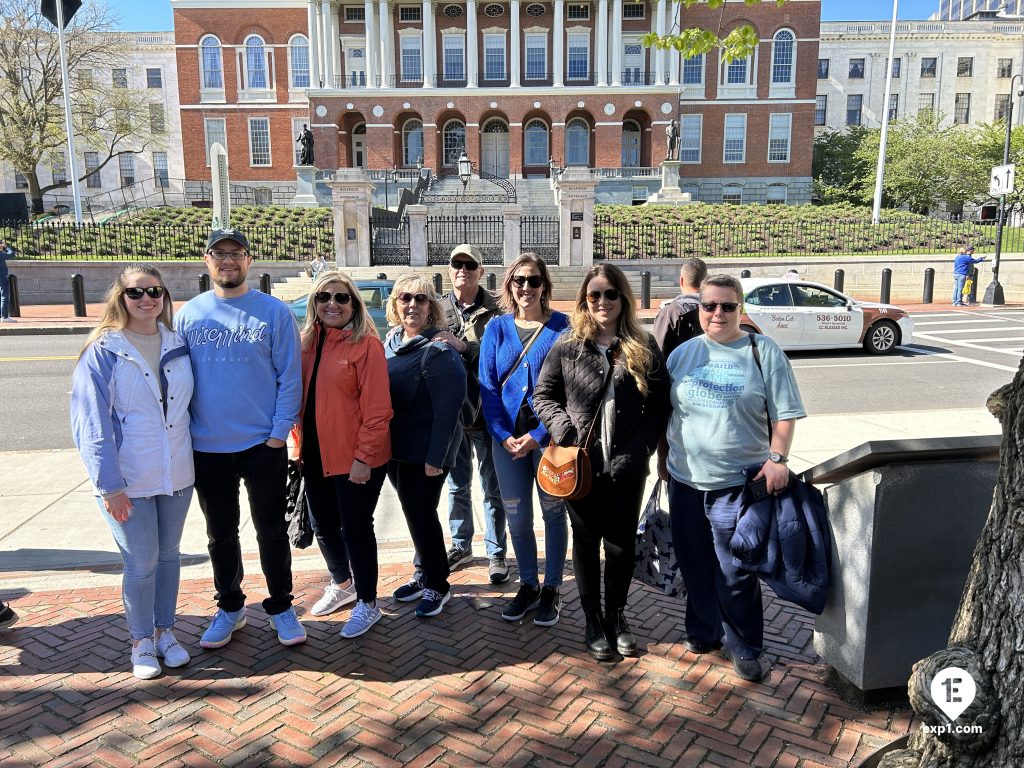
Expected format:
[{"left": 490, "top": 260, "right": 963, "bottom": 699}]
[
  {"left": 871, "top": 0, "right": 899, "bottom": 225},
  {"left": 54, "top": 0, "right": 83, "bottom": 224}
]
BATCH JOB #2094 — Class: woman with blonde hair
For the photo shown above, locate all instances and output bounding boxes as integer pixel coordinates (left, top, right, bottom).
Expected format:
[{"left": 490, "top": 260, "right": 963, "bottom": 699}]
[
  {"left": 71, "top": 264, "right": 194, "bottom": 678},
  {"left": 293, "top": 270, "right": 393, "bottom": 638},
  {"left": 534, "top": 263, "right": 669, "bottom": 660},
  {"left": 383, "top": 274, "right": 466, "bottom": 618}
]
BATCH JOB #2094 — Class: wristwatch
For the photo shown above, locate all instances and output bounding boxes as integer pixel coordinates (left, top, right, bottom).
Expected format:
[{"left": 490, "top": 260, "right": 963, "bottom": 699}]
[{"left": 768, "top": 451, "right": 788, "bottom": 464}]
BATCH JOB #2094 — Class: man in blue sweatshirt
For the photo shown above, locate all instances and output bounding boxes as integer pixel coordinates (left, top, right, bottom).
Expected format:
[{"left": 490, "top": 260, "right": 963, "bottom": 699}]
[
  {"left": 953, "top": 245, "right": 986, "bottom": 307},
  {"left": 176, "top": 228, "right": 304, "bottom": 648}
]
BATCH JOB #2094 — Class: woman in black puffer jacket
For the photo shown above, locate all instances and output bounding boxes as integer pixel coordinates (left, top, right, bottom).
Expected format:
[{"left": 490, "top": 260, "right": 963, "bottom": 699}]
[{"left": 533, "top": 263, "right": 670, "bottom": 661}]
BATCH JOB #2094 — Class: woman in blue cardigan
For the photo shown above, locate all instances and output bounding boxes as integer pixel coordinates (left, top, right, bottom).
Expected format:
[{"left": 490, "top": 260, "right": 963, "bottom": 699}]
[{"left": 479, "top": 253, "right": 569, "bottom": 627}]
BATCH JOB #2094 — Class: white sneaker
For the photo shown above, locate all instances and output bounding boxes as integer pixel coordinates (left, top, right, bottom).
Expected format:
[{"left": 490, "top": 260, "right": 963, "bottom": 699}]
[
  {"left": 340, "top": 601, "right": 382, "bottom": 639},
  {"left": 311, "top": 581, "right": 357, "bottom": 616},
  {"left": 155, "top": 629, "right": 191, "bottom": 668},
  {"left": 0, "top": 317, "right": 15, "bottom": 323},
  {"left": 131, "top": 637, "right": 162, "bottom": 680}
]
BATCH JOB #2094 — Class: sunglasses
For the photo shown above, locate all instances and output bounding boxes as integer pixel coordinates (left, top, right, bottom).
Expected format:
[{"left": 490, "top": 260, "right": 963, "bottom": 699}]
[
  {"left": 124, "top": 286, "right": 166, "bottom": 300},
  {"left": 397, "top": 292, "right": 430, "bottom": 304},
  {"left": 699, "top": 301, "right": 740, "bottom": 313},
  {"left": 511, "top": 275, "right": 544, "bottom": 289},
  {"left": 314, "top": 291, "right": 352, "bottom": 305},
  {"left": 450, "top": 259, "right": 479, "bottom": 271},
  {"left": 586, "top": 288, "right": 621, "bottom": 303},
  {"left": 208, "top": 249, "right": 249, "bottom": 261}
]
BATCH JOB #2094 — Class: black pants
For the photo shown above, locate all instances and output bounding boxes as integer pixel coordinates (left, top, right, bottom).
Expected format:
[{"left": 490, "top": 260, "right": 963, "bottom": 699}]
[
  {"left": 193, "top": 444, "right": 293, "bottom": 616},
  {"left": 566, "top": 469, "right": 647, "bottom": 615},
  {"left": 387, "top": 460, "right": 450, "bottom": 594},
  {"left": 304, "top": 464, "right": 388, "bottom": 603}
]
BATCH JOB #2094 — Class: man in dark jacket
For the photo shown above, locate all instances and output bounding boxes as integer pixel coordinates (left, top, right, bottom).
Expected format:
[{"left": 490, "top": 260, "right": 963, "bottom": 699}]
[
  {"left": 652, "top": 257, "right": 707, "bottom": 359},
  {"left": 0, "top": 240, "right": 15, "bottom": 323},
  {"left": 434, "top": 244, "right": 509, "bottom": 583}
]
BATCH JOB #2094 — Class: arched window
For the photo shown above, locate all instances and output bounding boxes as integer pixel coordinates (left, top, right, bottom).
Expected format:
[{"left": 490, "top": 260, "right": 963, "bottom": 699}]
[
  {"left": 524, "top": 119, "right": 549, "bottom": 166},
  {"left": 403, "top": 119, "right": 424, "bottom": 166},
  {"left": 200, "top": 35, "right": 223, "bottom": 90},
  {"left": 244, "top": 34, "right": 268, "bottom": 89},
  {"left": 766, "top": 183, "right": 788, "bottom": 204},
  {"left": 771, "top": 30, "right": 795, "bottom": 85},
  {"left": 565, "top": 118, "right": 589, "bottom": 167},
  {"left": 442, "top": 120, "right": 466, "bottom": 166},
  {"left": 289, "top": 35, "right": 310, "bottom": 88},
  {"left": 722, "top": 184, "right": 743, "bottom": 204}
]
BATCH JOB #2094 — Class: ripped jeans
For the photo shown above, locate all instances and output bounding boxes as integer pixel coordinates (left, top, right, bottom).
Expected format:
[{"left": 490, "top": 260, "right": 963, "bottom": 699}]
[{"left": 490, "top": 440, "right": 568, "bottom": 588}]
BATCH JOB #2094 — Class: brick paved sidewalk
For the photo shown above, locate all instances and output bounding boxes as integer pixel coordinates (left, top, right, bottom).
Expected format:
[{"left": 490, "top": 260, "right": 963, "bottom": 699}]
[{"left": 0, "top": 562, "right": 914, "bottom": 768}]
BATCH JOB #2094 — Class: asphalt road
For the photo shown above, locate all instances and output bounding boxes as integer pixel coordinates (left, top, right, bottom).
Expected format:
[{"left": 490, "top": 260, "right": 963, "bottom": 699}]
[{"left": 1, "top": 309, "right": 1021, "bottom": 452}]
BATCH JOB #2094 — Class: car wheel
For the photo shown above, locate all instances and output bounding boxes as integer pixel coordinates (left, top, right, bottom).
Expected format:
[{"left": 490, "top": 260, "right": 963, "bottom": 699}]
[
  {"left": 864, "top": 320, "right": 899, "bottom": 354},
  {"left": 740, "top": 324, "right": 759, "bottom": 335}
]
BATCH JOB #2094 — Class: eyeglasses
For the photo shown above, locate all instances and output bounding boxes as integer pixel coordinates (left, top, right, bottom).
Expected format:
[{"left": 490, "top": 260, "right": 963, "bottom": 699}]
[
  {"left": 511, "top": 275, "right": 544, "bottom": 289},
  {"left": 124, "top": 286, "right": 166, "bottom": 300},
  {"left": 450, "top": 259, "right": 479, "bottom": 272},
  {"left": 699, "top": 301, "right": 740, "bottom": 313},
  {"left": 397, "top": 292, "right": 430, "bottom": 304},
  {"left": 208, "top": 249, "right": 249, "bottom": 261},
  {"left": 314, "top": 291, "right": 351, "bottom": 305},
  {"left": 586, "top": 288, "right": 621, "bottom": 303}
]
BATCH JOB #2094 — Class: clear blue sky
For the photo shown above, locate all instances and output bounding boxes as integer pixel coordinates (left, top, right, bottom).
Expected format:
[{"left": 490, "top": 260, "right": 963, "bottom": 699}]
[{"left": 101, "top": 0, "right": 940, "bottom": 31}]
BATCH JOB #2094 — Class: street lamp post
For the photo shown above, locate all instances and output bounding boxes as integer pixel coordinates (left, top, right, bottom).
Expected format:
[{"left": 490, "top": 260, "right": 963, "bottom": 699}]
[
  {"left": 455, "top": 150, "right": 471, "bottom": 235},
  {"left": 984, "top": 73, "right": 1024, "bottom": 306}
]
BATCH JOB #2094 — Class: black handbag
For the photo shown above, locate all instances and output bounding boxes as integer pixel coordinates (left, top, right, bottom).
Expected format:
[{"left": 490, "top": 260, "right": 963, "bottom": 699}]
[{"left": 285, "top": 459, "right": 314, "bottom": 549}]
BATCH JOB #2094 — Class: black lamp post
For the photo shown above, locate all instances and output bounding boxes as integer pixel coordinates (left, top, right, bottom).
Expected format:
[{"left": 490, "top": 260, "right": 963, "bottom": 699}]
[{"left": 984, "top": 73, "right": 1024, "bottom": 306}]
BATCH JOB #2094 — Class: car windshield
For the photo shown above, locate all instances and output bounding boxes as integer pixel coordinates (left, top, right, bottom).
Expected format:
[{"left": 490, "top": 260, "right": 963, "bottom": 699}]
[
  {"left": 361, "top": 288, "right": 384, "bottom": 309},
  {"left": 792, "top": 285, "right": 846, "bottom": 308}
]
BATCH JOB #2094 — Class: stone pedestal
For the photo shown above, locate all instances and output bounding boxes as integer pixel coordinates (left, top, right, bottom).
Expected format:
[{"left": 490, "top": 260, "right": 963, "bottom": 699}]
[
  {"left": 326, "top": 169, "right": 374, "bottom": 267},
  {"left": 554, "top": 168, "right": 598, "bottom": 267},
  {"left": 407, "top": 205, "right": 428, "bottom": 267},
  {"left": 502, "top": 204, "right": 522, "bottom": 265},
  {"left": 290, "top": 165, "right": 320, "bottom": 207},
  {"left": 647, "top": 160, "right": 693, "bottom": 206}
]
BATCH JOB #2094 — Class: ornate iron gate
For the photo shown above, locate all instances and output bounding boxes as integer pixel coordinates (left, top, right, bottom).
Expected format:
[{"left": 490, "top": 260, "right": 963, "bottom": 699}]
[
  {"left": 369, "top": 216, "right": 410, "bottom": 265},
  {"left": 426, "top": 215, "right": 503, "bottom": 264},
  {"left": 520, "top": 216, "right": 560, "bottom": 265}
]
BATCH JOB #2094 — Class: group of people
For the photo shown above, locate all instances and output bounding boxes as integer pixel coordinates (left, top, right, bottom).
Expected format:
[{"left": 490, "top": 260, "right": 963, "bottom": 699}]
[{"left": 66, "top": 229, "right": 805, "bottom": 684}]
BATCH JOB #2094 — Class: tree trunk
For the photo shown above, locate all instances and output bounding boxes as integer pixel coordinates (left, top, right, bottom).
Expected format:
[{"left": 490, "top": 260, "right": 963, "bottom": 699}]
[
  {"left": 881, "top": 372, "right": 1024, "bottom": 767},
  {"left": 26, "top": 171, "right": 44, "bottom": 215}
]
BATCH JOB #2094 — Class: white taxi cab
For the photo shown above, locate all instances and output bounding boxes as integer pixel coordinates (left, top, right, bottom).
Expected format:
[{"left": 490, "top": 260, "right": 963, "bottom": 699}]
[{"left": 738, "top": 278, "right": 914, "bottom": 354}]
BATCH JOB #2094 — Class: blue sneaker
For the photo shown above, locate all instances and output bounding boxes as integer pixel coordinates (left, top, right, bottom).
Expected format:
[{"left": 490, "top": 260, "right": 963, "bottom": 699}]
[
  {"left": 199, "top": 608, "right": 246, "bottom": 649},
  {"left": 415, "top": 589, "right": 451, "bottom": 618},
  {"left": 269, "top": 607, "right": 307, "bottom": 646},
  {"left": 340, "top": 600, "right": 383, "bottom": 639}
]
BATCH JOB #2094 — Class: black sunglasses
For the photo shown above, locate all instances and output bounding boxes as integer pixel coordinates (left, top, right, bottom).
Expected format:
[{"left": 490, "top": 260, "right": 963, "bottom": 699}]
[
  {"left": 397, "top": 292, "right": 430, "bottom": 304},
  {"left": 314, "top": 291, "right": 352, "bottom": 305},
  {"left": 511, "top": 275, "right": 544, "bottom": 289},
  {"left": 586, "top": 288, "right": 621, "bottom": 303},
  {"left": 450, "top": 259, "right": 479, "bottom": 271},
  {"left": 124, "top": 286, "right": 166, "bottom": 300},
  {"left": 700, "top": 301, "right": 740, "bottom": 313}
]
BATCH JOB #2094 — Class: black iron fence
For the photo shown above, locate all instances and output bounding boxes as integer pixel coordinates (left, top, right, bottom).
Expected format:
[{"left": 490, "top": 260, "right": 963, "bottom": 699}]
[
  {"left": 0, "top": 220, "right": 333, "bottom": 261},
  {"left": 593, "top": 215, "right": 1023, "bottom": 260},
  {"left": 520, "top": 216, "right": 560, "bottom": 265},
  {"left": 426, "top": 215, "right": 503, "bottom": 265},
  {"left": 369, "top": 216, "right": 410, "bottom": 265}
]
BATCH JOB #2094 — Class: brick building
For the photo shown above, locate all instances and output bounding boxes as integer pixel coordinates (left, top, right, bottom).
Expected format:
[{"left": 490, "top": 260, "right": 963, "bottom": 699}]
[{"left": 171, "top": 0, "right": 819, "bottom": 204}]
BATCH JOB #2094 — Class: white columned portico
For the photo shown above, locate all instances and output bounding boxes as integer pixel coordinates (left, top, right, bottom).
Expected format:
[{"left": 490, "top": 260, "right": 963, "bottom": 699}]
[
  {"left": 467, "top": 0, "right": 479, "bottom": 86},
  {"left": 668, "top": 0, "right": 680, "bottom": 85},
  {"left": 610, "top": 0, "right": 622, "bottom": 86},
  {"left": 596, "top": 0, "right": 608, "bottom": 86},
  {"left": 307, "top": 1, "right": 322, "bottom": 87},
  {"left": 510, "top": 0, "right": 521, "bottom": 86},
  {"left": 553, "top": 0, "right": 564, "bottom": 87},
  {"left": 364, "top": 0, "right": 379, "bottom": 87},
  {"left": 378, "top": 0, "right": 394, "bottom": 85},
  {"left": 329, "top": 3, "right": 342, "bottom": 83},
  {"left": 313, "top": 2, "right": 326, "bottom": 85},
  {"left": 654, "top": 0, "right": 666, "bottom": 84},
  {"left": 321, "top": 0, "right": 335, "bottom": 82},
  {"left": 422, "top": 0, "right": 435, "bottom": 86}
]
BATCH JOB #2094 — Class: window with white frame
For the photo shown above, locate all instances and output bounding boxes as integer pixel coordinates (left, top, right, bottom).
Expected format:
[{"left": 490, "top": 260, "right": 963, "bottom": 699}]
[
  {"left": 401, "top": 35, "right": 423, "bottom": 82},
  {"left": 119, "top": 154, "right": 135, "bottom": 187},
  {"left": 153, "top": 151, "right": 169, "bottom": 188},
  {"left": 524, "top": 119, "right": 549, "bottom": 165},
  {"left": 200, "top": 36, "right": 224, "bottom": 91},
  {"left": 682, "top": 53, "right": 703, "bottom": 85},
  {"left": 566, "top": 3, "right": 589, "bottom": 19},
  {"left": 84, "top": 152, "right": 101, "bottom": 188},
  {"left": 724, "top": 55, "right": 751, "bottom": 85},
  {"left": 345, "top": 6, "right": 366, "bottom": 21},
  {"left": 399, "top": 5, "right": 421, "bottom": 21},
  {"left": 565, "top": 118, "right": 589, "bottom": 166},
  {"left": 567, "top": 32, "right": 589, "bottom": 80},
  {"left": 631, "top": 185, "right": 648, "bottom": 203},
  {"left": 242, "top": 35, "right": 270, "bottom": 90},
  {"left": 723, "top": 114, "right": 746, "bottom": 163},
  {"left": 623, "top": 41, "right": 643, "bottom": 84},
  {"left": 249, "top": 117, "right": 272, "bottom": 165},
  {"left": 679, "top": 114, "right": 701, "bottom": 163},
  {"left": 846, "top": 94, "right": 862, "bottom": 125},
  {"left": 204, "top": 117, "right": 227, "bottom": 165},
  {"left": 622, "top": 2, "right": 644, "bottom": 18},
  {"left": 771, "top": 30, "right": 794, "bottom": 85},
  {"left": 443, "top": 120, "right": 466, "bottom": 165},
  {"left": 484, "top": 34, "right": 505, "bottom": 80},
  {"left": 290, "top": 35, "right": 310, "bottom": 88},
  {"left": 525, "top": 33, "right": 547, "bottom": 80},
  {"left": 766, "top": 184, "right": 787, "bottom": 204},
  {"left": 146, "top": 68, "right": 162, "bottom": 88},
  {"left": 443, "top": 35, "right": 465, "bottom": 80},
  {"left": 149, "top": 103, "right": 165, "bottom": 134},
  {"left": 403, "top": 119, "right": 424, "bottom": 165},
  {"left": 722, "top": 185, "right": 743, "bottom": 204},
  {"left": 51, "top": 154, "right": 66, "bottom": 185},
  {"left": 767, "top": 113, "right": 791, "bottom": 162}
]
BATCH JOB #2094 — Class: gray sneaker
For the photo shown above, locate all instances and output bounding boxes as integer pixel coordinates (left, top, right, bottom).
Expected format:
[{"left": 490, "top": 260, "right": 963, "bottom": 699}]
[{"left": 488, "top": 556, "right": 510, "bottom": 584}]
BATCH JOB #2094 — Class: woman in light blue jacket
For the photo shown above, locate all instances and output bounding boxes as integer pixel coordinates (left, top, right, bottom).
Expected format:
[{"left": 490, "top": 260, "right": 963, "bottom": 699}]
[{"left": 71, "top": 264, "right": 194, "bottom": 680}]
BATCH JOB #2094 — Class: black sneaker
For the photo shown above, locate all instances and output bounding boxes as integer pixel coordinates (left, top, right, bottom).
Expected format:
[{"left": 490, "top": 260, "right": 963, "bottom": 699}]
[
  {"left": 447, "top": 546, "right": 473, "bottom": 570},
  {"left": 392, "top": 578, "right": 425, "bottom": 602},
  {"left": 0, "top": 601, "right": 18, "bottom": 629},
  {"left": 533, "top": 586, "right": 560, "bottom": 626},
  {"left": 501, "top": 584, "right": 541, "bottom": 621},
  {"left": 719, "top": 645, "right": 768, "bottom": 682},
  {"left": 683, "top": 637, "right": 723, "bottom": 655},
  {"left": 488, "top": 556, "right": 510, "bottom": 585}
]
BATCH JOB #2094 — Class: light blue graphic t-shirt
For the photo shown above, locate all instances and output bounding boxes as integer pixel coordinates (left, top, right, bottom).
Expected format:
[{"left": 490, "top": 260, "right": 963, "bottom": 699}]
[{"left": 665, "top": 333, "right": 805, "bottom": 490}]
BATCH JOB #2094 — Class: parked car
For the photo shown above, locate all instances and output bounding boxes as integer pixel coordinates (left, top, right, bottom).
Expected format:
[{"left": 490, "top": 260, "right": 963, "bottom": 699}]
[
  {"left": 288, "top": 279, "right": 394, "bottom": 337},
  {"left": 738, "top": 278, "right": 914, "bottom": 354}
]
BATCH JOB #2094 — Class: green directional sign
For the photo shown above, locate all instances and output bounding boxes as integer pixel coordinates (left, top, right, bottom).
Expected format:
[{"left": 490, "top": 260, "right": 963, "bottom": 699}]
[{"left": 40, "top": 0, "right": 82, "bottom": 30}]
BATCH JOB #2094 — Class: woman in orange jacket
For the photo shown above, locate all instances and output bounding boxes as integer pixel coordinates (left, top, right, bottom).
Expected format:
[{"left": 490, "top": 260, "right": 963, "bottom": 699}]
[{"left": 294, "top": 270, "right": 393, "bottom": 639}]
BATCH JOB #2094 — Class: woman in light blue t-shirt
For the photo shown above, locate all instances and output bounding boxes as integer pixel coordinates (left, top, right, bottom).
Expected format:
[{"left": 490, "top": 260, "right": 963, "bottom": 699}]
[{"left": 659, "top": 274, "right": 805, "bottom": 683}]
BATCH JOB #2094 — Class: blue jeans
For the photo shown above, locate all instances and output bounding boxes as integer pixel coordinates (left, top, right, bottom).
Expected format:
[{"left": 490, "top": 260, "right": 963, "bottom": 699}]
[
  {"left": 99, "top": 488, "right": 193, "bottom": 640},
  {"left": 447, "top": 429, "right": 507, "bottom": 557},
  {"left": 490, "top": 440, "right": 567, "bottom": 588},
  {"left": 0, "top": 270, "right": 9, "bottom": 318},
  {"left": 953, "top": 274, "right": 967, "bottom": 304}
]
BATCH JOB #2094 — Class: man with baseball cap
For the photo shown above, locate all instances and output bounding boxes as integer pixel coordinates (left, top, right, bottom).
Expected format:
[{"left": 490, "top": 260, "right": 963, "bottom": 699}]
[
  {"left": 432, "top": 243, "right": 509, "bottom": 584},
  {"left": 175, "top": 227, "right": 305, "bottom": 648}
]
